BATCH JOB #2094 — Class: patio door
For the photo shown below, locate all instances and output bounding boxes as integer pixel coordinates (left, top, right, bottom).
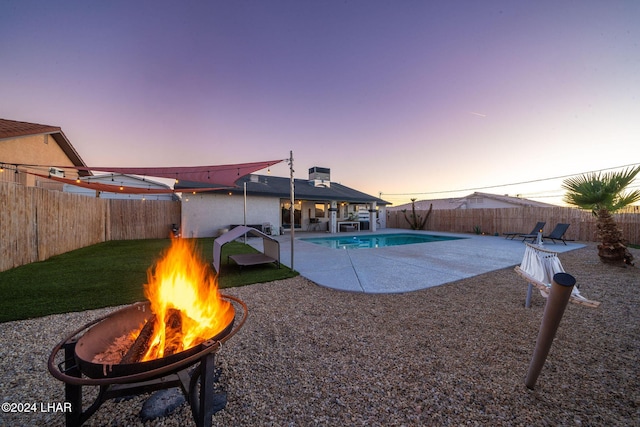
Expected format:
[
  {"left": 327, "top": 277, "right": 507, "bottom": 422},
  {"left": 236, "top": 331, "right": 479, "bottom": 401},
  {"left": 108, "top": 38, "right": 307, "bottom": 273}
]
[{"left": 280, "top": 200, "right": 301, "bottom": 230}]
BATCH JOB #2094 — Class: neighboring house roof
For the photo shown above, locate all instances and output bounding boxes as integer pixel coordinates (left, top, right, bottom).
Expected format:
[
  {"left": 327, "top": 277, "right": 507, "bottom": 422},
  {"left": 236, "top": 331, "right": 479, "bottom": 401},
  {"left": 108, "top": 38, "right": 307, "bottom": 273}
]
[
  {"left": 388, "top": 191, "right": 557, "bottom": 210},
  {"left": 471, "top": 192, "right": 557, "bottom": 208},
  {"left": 0, "top": 118, "right": 89, "bottom": 175},
  {"left": 177, "top": 174, "right": 390, "bottom": 205},
  {"left": 64, "top": 173, "right": 180, "bottom": 201}
]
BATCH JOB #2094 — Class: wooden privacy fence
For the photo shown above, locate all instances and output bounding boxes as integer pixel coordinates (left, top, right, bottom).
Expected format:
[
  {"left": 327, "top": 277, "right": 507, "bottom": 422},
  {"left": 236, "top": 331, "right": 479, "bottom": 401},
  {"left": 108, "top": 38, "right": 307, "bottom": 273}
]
[
  {"left": 386, "top": 206, "right": 640, "bottom": 245},
  {"left": 0, "top": 182, "right": 181, "bottom": 272}
]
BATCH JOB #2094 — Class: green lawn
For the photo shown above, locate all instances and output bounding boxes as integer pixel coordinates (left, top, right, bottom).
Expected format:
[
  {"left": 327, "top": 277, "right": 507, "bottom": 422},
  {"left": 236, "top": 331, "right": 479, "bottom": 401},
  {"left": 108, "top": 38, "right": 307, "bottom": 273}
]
[{"left": 0, "top": 238, "right": 297, "bottom": 323}]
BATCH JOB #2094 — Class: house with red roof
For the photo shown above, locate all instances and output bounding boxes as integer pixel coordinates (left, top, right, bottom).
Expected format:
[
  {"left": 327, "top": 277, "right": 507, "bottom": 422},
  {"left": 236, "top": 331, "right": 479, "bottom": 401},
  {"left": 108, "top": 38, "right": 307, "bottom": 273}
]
[{"left": 0, "top": 118, "right": 89, "bottom": 190}]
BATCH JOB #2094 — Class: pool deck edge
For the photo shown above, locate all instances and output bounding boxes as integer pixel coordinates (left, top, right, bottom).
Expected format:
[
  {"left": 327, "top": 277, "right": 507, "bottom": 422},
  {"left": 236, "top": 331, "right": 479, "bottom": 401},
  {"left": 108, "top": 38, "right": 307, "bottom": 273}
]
[{"left": 246, "top": 229, "right": 585, "bottom": 294}]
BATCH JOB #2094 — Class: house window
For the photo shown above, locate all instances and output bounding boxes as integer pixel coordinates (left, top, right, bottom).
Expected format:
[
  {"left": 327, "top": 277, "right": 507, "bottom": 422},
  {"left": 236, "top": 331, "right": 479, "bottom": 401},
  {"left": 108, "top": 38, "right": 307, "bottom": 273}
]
[
  {"left": 281, "top": 200, "right": 301, "bottom": 229},
  {"left": 315, "top": 203, "right": 326, "bottom": 218}
]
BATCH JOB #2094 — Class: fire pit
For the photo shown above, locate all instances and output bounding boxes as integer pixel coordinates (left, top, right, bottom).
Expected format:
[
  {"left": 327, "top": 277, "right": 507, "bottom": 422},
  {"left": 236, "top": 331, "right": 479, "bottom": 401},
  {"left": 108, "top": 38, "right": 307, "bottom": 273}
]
[
  {"left": 72, "top": 300, "right": 237, "bottom": 380},
  {"left": 48, "top": 294, "right": 247, "bottom": 427},
  {"left": 47, "top": 238, "right": 248, "bottom": 426}
]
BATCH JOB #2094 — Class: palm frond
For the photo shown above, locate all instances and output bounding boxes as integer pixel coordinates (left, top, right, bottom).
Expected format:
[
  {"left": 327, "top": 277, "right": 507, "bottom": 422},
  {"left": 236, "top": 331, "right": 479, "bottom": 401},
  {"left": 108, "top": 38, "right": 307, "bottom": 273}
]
[
  {"left": 612, "top": 189, "right": 640, "bottom": 211},
  {"left": 562, "top": 165, "right": 640, "bottom": 213}
]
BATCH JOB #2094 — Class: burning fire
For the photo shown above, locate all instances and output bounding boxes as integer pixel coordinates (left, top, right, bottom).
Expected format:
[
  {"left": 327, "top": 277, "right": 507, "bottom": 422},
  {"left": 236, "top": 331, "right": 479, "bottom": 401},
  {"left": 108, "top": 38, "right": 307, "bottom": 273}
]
[{"left": 138, "top": 238, "right": 234, "bottom": 361}]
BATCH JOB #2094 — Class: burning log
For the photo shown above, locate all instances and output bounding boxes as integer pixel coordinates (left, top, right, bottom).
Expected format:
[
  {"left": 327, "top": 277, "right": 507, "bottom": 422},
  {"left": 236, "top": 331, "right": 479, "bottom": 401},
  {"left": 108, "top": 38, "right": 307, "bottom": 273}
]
[
  {"left": 92, "top": 308, "right": 189, "bottom": 365},
  {"left": 91, "top": 237, "right": 235, "bottom": 367},
  {"left": 97, "top": 308, "right": 188, "bottom": 365},
  {"left": 163, "top": 308, "right": 183, "bottom": 357},
  {"left": 121, "top": 315, "right": 157, "bottom": 364}
]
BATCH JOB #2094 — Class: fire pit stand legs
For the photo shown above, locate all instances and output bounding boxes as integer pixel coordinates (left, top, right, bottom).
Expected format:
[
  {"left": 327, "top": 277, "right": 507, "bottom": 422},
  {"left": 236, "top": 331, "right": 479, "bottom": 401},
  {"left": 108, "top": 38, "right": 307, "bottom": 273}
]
[
  {"left": 61, "top": 338, "right": 222, "bottom": 427},
  {"left": 63, "top": 338, "right": 82, "bottom": 427},
  {"left": 49, "top": 295, "right": 247, "bottom": 427},
  {"left": 189, "top": 341, "right": 220, "bottom": 425}
]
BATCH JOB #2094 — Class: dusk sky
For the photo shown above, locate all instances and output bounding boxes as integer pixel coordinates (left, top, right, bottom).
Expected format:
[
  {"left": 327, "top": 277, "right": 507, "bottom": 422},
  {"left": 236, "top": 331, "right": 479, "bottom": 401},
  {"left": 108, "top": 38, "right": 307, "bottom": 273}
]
[{"left": 2, "top": 1, "right": 639, "bottom": 206}]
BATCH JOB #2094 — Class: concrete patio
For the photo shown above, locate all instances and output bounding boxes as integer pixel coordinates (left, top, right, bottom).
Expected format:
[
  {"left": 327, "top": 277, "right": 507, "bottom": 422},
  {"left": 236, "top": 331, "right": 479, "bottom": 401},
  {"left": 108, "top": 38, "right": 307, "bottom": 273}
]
[{"left": 247, "top": 229, "right": 585, "bottom": 294}]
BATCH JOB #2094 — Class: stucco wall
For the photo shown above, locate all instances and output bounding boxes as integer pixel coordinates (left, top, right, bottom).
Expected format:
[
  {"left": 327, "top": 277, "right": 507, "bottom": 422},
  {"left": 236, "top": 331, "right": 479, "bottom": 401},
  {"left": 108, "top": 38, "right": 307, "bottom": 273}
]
[
  {"left": 181, "top": 193, "right": 281, "bottom": 238},
  {"left": 0, "top": 134, "right": 79, "bottom": 187}
]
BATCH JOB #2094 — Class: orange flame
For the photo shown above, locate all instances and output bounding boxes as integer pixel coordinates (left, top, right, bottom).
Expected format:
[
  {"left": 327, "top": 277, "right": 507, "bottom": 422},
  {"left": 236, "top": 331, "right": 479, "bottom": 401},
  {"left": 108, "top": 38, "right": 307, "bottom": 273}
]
[{"left": 140, "top": 238, "right": 233, "bottom": 361}]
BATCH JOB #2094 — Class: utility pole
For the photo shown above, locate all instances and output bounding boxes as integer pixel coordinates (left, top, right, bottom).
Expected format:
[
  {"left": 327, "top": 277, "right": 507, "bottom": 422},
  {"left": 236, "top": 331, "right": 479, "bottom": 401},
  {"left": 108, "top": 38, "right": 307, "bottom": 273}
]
[
  {"left": 243, "top": 181, "right": 247, "bottom": 244},
  {"left": 288, "top": 151, "right": 295, "bottom": 270}
]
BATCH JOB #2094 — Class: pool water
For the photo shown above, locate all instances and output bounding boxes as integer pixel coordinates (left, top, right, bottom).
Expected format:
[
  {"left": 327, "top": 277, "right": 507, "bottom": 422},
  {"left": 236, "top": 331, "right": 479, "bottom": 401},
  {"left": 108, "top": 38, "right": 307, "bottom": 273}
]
[{"left": 300, "top": 233, "right": 465, "bottom": 249}]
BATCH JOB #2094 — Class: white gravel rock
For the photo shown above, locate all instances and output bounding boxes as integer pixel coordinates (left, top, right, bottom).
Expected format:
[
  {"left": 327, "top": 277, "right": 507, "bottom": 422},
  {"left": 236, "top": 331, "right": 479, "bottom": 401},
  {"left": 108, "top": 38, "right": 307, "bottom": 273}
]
[{"left": 0, "top": 243, "right": 638, "bottom": 426}]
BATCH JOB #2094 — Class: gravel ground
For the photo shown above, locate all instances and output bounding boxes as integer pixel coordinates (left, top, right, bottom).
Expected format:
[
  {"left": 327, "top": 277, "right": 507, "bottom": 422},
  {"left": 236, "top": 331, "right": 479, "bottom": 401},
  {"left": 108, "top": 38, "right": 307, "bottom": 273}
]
[{"left": 1, "top": 243, "right": 638, "bottom": 426}]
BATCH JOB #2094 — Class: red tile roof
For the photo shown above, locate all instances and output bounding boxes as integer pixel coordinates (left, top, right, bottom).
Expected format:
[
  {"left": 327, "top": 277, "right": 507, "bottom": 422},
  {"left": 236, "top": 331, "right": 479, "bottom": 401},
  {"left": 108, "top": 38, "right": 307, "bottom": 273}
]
[
  {"left": 0, "top": 118, "right": 88, "bottom": 172},
  {"left": 0, "top": 118, "right": 61, "bottom": 139}
]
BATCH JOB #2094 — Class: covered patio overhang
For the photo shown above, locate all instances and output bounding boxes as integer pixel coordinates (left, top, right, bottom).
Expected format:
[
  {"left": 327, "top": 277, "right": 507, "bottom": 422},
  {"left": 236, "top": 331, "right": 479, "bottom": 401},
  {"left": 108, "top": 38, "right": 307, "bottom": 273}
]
[{"left": 282, "top": 198, "right": 382, "bottom": 234}]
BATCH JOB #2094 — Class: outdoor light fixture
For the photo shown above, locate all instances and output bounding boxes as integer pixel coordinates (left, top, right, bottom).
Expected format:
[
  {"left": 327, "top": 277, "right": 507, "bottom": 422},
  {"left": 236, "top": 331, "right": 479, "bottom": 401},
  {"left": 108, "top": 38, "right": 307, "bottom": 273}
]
[{"left": 49, "top": 167, "right": 65, "bottom": 178}]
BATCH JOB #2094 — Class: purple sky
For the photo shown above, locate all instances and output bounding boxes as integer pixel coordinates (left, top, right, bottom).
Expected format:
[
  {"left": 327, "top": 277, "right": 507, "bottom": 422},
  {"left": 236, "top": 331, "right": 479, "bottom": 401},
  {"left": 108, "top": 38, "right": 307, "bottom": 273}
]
[{"left": 1, "top": 1, "right": 639, "bottom": 205}]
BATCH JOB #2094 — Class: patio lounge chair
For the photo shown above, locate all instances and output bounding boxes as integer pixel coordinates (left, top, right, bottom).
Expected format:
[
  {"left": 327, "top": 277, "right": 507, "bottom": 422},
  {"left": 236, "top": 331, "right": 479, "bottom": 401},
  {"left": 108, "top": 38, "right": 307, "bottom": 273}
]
[
  {"left": 543, "top": 223, "right": 571, "bottom": 245},
  {"left": 519, "top": 222, "right": 548, "bottom": 243},
  {"left": 514, "top": 243, "right": 600, "bottom": 308},
  {"left": 504, "top": 221, "right": 545, "bottom": 240}
]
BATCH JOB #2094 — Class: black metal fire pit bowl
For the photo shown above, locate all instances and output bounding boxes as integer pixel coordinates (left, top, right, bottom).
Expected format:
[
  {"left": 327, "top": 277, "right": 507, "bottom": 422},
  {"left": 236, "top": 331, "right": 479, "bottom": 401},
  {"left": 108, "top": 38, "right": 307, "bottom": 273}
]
[
  {"left": 73, "top": 300, "right": 235, "bottom": 379},
  {"left": 47, "top": 294, "right": 247, "bottom": 427}
]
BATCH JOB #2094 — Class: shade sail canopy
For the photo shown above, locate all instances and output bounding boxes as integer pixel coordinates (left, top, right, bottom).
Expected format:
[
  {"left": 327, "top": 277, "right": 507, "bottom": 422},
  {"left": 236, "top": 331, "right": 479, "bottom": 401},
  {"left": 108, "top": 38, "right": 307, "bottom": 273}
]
[
  {"left": 33, "top": 173, "right": 226, "bottom": 194},
  {"left": 19, "top": 159, "right": 284, "bottom": 194},
  {"left": 68, "top": 160, "right": 283, "bottom": 187}
]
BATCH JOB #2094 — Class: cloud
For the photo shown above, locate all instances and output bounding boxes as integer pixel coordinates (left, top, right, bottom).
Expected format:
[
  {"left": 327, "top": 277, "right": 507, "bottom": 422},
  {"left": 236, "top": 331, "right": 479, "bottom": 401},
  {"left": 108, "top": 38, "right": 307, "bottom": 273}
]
[{"left": 469, "top": 111, "right": 487, "bottom": 118}]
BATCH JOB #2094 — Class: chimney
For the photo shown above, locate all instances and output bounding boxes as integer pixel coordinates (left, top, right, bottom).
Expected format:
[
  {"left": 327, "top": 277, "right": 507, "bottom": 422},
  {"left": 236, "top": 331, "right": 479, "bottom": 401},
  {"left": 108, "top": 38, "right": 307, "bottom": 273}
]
[{"left": 309, "top": 167, "right": 330, "bottom": 188}]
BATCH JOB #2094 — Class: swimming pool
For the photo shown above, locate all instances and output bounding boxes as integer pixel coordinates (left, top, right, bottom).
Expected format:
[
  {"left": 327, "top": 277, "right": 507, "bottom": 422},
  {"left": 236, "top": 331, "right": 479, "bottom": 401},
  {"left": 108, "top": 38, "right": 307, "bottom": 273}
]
[{"left": 300, "top": 233, "right": 466, "bottom": 249}]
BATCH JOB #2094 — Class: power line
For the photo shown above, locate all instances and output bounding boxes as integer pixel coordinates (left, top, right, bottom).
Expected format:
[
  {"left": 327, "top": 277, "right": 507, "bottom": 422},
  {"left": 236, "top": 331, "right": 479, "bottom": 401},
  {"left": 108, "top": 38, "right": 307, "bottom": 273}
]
[
  {"left": 521, "top": 182, "right": 640, "bottom": 198},
  {"left": 381, "top": 162, "right": 640, "bottom": 197}
]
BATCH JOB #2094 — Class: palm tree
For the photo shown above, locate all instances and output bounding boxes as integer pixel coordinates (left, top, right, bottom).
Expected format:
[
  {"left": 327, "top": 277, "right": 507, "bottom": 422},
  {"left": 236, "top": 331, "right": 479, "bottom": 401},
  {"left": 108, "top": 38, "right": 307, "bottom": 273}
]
[{"left": 562, "top": 166, "right": 640, "bottom": 265}]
